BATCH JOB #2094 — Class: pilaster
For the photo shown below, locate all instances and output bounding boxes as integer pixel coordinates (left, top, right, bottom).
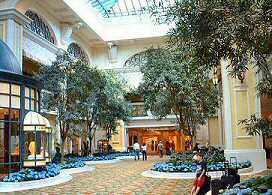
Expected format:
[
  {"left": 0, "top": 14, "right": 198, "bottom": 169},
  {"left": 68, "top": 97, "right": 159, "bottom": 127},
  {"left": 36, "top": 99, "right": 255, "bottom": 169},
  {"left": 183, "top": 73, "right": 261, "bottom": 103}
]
[{"left": 221, "top": 59, "right": 266, "bottom": 172}]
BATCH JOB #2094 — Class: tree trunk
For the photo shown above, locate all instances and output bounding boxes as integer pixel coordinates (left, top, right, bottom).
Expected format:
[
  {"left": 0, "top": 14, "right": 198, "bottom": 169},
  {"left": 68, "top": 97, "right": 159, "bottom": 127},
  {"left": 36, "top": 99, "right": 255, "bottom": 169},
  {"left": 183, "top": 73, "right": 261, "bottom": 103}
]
[
  {"left": 89, "top": 135, "right": 92, "bottom": 154},
  {"left": 61, "top": 137, "right": 65, "bottom": 162}
]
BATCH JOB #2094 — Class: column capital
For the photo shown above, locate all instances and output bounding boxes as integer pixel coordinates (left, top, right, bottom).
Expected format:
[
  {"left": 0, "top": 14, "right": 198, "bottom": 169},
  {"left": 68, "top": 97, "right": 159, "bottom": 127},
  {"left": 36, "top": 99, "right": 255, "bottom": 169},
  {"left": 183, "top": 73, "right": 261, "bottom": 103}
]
[{"left": 0, "top": 9, "right": 30, "bottom": 25}]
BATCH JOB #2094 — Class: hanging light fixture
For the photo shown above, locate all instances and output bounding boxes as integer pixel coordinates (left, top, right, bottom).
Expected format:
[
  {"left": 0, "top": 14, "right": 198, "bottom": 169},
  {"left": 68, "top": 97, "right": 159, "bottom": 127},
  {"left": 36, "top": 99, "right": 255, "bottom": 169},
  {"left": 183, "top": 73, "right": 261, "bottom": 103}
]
[{"left": 107, "top": 42, "right": 118, "bottom": 63}]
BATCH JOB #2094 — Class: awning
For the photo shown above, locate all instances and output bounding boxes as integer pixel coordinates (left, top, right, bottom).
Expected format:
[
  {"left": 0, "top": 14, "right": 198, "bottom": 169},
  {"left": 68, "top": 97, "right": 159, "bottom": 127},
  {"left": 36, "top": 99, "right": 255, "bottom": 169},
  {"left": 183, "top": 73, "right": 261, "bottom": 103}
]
[{"left": 23, "top": 111, "right": 51, "bottom": 132}]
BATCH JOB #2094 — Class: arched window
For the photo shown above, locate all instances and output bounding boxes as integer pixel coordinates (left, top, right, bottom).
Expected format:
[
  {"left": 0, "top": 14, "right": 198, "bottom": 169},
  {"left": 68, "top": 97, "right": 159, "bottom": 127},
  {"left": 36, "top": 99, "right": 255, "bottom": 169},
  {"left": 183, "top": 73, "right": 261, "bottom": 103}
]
[
  {"left": 67, "top": 43, "right": 88, "bottom": 62},
  {"left": 124, "top": 51, "right": 148, "bottom": 67},
  {"left": 25, "top": 10, "right": 55, "bottom": 44}
]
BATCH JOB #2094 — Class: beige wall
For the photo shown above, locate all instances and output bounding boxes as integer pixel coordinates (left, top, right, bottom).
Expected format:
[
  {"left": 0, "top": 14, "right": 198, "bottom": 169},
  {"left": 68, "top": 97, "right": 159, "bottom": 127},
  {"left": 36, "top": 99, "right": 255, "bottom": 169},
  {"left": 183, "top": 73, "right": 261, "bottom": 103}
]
[{"left": 208, "top": 116, "right": 221, "bottom": 146}]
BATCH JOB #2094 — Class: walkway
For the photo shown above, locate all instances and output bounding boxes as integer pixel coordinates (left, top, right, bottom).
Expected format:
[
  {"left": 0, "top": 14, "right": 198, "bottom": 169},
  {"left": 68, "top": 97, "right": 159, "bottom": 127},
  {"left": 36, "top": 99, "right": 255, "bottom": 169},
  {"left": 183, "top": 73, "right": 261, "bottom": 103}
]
[
  {"left": 9, "top": 157, "right": 272, "bottom": 195},
  {"left": 17, "top": 157, "right": 192, "bottom": 195}
]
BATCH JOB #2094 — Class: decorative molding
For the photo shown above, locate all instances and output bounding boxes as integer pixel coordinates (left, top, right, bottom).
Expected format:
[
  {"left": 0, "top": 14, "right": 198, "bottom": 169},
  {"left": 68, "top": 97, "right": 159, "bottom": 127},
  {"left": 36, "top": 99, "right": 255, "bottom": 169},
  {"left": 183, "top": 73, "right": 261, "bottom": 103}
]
[
  {"left": 104, "top": 67, "right": 140, "bottom": 73},
  {"left": 0, "top": 9, "right": 30, "bottom": 25},
  {"left": 24, "top": 27, "right": 59, "bottom": 53},
  {"left": 61, "top": 23, "right": 73, "bottom": 46},
  {"left": 124, "top": 50, "right": 147, "bottom": 67}
]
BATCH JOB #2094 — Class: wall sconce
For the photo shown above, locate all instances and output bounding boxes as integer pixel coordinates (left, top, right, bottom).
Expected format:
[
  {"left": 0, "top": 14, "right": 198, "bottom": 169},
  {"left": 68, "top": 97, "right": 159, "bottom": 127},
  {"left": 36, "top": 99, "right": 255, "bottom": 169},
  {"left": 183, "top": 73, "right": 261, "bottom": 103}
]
[{"left": 107, "top": 42, "right": 118, "bottom": 63}]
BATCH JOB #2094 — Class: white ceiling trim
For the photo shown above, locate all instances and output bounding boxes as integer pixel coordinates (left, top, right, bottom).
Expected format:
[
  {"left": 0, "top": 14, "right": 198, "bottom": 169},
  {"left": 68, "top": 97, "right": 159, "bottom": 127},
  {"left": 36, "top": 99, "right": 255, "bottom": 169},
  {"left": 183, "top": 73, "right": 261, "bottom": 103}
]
[{"left": 63, "top": 0, "right": 170, "bottom": 42}]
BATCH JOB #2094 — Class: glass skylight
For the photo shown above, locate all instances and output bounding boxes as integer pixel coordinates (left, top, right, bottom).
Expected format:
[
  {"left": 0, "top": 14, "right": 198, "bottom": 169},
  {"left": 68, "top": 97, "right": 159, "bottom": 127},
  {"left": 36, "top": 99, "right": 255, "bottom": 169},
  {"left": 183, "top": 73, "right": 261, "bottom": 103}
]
[{"left": 89, "top": 0, "right": 175, "bottom": 18}]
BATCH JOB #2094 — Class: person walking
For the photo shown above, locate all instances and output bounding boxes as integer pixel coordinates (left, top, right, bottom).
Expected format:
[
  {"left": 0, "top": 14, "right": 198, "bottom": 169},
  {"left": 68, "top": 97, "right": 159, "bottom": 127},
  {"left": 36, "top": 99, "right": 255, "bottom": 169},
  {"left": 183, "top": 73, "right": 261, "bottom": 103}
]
[
  {"left": 158, "top": 141, "right": 163, "bottom": 158},
  {"left": 133, "top": 140, "right": 140, "bottom": 160},
  {"left": 141, "top": 143, "right": 148, "bottom": 161}
]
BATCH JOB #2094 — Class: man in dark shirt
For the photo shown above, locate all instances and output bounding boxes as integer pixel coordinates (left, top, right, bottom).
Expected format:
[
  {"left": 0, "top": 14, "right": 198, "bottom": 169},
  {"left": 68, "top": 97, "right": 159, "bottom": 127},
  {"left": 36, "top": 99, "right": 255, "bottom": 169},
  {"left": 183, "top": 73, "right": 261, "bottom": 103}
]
[
  {"left": 52, "top": 147, "right": 62, "bottom": 164},
  {"left": 191, "top": 152, "right": 207, "bottom": 195}
]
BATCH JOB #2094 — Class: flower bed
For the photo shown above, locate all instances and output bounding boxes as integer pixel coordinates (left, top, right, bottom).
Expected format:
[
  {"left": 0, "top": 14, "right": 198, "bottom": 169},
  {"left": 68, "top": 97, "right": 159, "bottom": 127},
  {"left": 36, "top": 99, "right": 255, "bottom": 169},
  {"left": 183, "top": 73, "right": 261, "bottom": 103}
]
[
  {"left": 78, "top": 155, "right": 116, "bottom": 161},
  {"left": 68, "top": 151, "right": 138, "bottom": 162},
  {"left": 220, "top": 175, "right": 272, "bottom": 195},
  {"left": 152, "top": 161, "right": 251, "bottom": 173},
  {"left": 59, "top": 160, "right": 86, "bottom": 169},
  {"left": 169, "top": 148, "right": 225, "bottom": 165},
  {"left": 2, "top": 164, "right": 60, "bottom": 182},
  {"left": 2, "top": 160, "right": 86, "bottom": 182},
  {"left": 152, "top": 148, "right": 251, "bottom": 173}
]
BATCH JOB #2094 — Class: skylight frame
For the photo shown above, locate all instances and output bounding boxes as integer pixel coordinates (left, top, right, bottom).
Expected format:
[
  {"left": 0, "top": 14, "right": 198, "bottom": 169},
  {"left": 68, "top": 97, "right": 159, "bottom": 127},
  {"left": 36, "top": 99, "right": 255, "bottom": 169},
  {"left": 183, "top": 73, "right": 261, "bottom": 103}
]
[{"left": 89, "top": 0, "right": 175, "bottom": 18}]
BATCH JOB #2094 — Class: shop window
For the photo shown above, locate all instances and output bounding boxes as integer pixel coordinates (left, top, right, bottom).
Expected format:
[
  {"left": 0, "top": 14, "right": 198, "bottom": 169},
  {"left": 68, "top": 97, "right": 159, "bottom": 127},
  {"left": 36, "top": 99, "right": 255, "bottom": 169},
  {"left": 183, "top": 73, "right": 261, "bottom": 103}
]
[
  {"left": 0, "top": 82, "right": 9, "bottom": 94},
  {"left": 31, "top": 89, "right": 35, "bottom": 98},
  {"left": 31, "top": 100, "right": 35, "bottom": 111},
  {"left": 0, "top": 108, "right": 9, "bottom": 120},
  {"left": 25, "top": 87, "right": 30, "bottom": 98},
  {"left": 25, "top": 99, "right": 30, "bottom": 110},
  {"left": 0, "top": 95, "right": 9, "bottom": 107},
  {"left": 0, "top": 129, "right": 4, "bottom": 163},
  {"left": 11, "top": 84, "right": 20, "bottom": 96},
  {"left": 10, "top": 110, "right": 20, "bottom": 121},
  {"left": 0, "top": 122, "right": 3, "bottom": 129},
  {"left": 24, "top": 130, "right": 47, "bottom": 167},
  {"left": 11, "top": 96, "right": 20, "bottom": 109},
  {"left": 25, "top": 87, "right": 39, "bottom": 111},
  {"left": 10, "top": 123, "right": 20, "bottom": 162}
]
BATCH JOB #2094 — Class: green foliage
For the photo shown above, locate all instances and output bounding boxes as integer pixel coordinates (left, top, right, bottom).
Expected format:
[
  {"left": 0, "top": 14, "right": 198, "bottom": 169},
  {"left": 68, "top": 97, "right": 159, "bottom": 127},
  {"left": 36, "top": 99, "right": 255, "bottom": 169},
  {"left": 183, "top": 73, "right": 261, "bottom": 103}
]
[
  {"left": 169, "top": 148, "right": 225, "bottom": 165},
  {"left": 239, "top": 114, "right": 272, "bottom": 137},
  {"left": 38, "top": 52, "right": 86, "bottom": 144},
  {"left": 99, "top": 71, "right": 132, "bottom": 141},
  {"left": 155, "top": 0, "right": 272, "bottom": 84},
  {"left": 39, "top": 51, "right": 132, "bottom": 153},
  {"left": 139, "top": 47, "right": 219, "bottom": 135},
  {"left": 75, "top": 68, "right": 131, "bottom": 145},
  {"left": 152, "top": 0, "right": 272, "bottom": 138}
]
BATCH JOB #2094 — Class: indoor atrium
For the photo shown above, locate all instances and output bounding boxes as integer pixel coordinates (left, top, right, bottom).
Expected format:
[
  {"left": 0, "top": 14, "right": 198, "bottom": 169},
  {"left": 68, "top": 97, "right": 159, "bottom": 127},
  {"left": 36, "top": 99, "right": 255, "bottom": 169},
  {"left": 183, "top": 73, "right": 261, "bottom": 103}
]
[{"left": 0, "top": 0, "right": 271, "bottom": 194}]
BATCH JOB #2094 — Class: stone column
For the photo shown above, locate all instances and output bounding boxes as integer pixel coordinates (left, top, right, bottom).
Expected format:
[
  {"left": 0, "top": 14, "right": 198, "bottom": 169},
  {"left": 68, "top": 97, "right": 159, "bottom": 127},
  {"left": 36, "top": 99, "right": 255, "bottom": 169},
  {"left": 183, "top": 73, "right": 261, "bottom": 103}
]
[
  {"left": 221, "top": 59, "right": 266, "bottom": 172},
  {"left": 0, "top": 9, "right": 29, "bottom": 70}
]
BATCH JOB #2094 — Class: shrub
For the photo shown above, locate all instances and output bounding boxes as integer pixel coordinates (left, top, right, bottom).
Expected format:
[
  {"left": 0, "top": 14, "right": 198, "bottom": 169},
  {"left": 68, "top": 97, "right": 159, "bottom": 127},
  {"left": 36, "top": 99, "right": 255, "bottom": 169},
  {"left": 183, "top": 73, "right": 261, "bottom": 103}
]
[
  {"left": 2, "top": 164, "right": 60, "bottom": 182},
  {"left": 60, "top": 160, "right": 86, "bottom": 169},
  {"left": 169, "top": 148, "right": 225, "bottom": 165},
  {"left": 220, "top": 175, "right": 272, "bottom": 195},
  {"left": 152, "top": 161, "right": 251, "bottom": 173}
]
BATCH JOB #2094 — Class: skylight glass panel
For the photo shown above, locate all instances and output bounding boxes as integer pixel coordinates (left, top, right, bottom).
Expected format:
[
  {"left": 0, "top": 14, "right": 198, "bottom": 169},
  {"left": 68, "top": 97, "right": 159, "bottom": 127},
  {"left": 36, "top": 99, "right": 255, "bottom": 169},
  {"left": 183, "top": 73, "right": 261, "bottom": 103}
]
[{"left": 89, "top": 0, "right": 175, "bottom": 18}]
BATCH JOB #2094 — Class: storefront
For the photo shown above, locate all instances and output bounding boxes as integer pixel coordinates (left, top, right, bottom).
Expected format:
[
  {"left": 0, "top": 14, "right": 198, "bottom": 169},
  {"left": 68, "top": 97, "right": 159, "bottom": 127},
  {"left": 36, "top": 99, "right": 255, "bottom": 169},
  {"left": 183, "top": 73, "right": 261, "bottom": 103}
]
[
  {"left": 128, "top": 127, "right": 184, "bottom": 154},
  {"left": 0, "top": 40, "right": 42, "bottom": 178}
]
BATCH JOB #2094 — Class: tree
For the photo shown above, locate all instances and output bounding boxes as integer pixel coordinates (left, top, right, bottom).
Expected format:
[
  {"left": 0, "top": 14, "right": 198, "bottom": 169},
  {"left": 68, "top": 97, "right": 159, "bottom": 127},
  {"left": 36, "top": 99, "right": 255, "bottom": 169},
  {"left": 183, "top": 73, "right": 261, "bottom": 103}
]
[
  {"left": 239, "top": 114, "right": 272, "bottom": 138},
  {"left": 38, "top": 51, "right": 84, "bottom": 157},
  {"left": 153, "top": 0, "right": 272, "bottom": 136},
  {"left": 75, "top": 69, "right": 131, "bottom": 153},
  {"left": 137, "top": 48, "right": 218, "bottom": 138},
  {"left": 75, "top": 66, "right": 104, "bottom": 154},
  {"left": 99, "top": 71, "right": 131, "bottom": 142},
  {"left": 155, "top": 0, "right": 272, "bottom": 82}
]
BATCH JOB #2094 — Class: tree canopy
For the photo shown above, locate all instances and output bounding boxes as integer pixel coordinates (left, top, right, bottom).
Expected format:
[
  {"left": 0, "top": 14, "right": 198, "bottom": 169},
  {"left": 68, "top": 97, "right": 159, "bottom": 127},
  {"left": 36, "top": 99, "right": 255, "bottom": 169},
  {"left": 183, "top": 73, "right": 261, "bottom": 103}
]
[
  {"left": 138, "top": 48, "right": 219, "bottom": 136},
  {"left": 156, "top": 0, "right": 272, "bottom": 88},
  {"left": 39, "top": 51, "right": 131, "bottom": 154},
  {"left": 152, "top": 0, "right": 272, "bottom": 137},
  {"left": 38, "top": 51, "right": 85, "bottom": 153}
]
